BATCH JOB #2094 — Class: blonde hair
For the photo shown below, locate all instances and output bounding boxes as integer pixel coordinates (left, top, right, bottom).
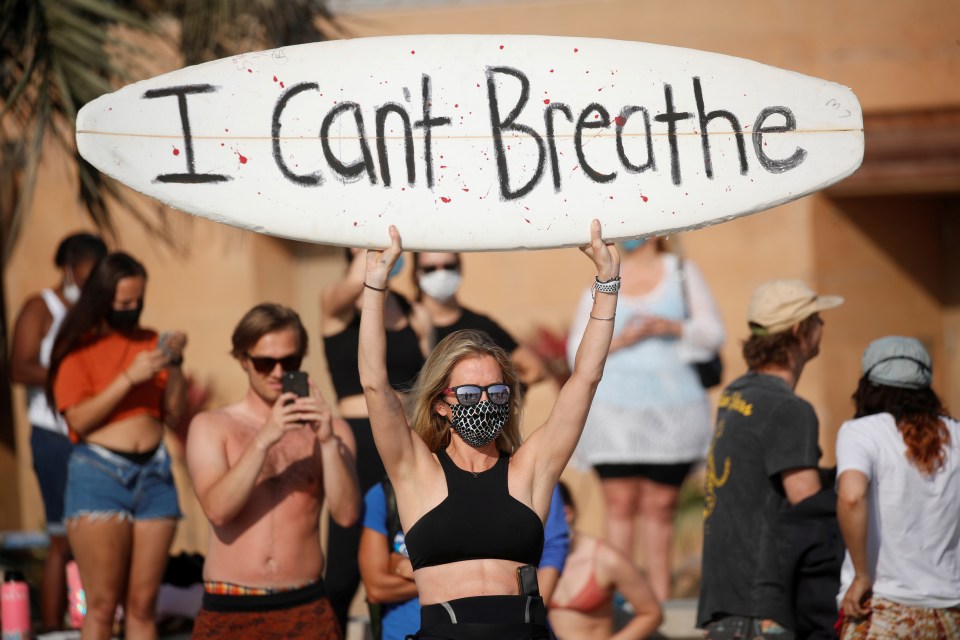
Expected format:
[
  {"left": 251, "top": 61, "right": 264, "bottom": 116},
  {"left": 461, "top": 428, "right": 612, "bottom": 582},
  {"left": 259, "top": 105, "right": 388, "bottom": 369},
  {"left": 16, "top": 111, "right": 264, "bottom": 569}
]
[{"left": 410, "top": 329, "right": 523, "bottom": 453}]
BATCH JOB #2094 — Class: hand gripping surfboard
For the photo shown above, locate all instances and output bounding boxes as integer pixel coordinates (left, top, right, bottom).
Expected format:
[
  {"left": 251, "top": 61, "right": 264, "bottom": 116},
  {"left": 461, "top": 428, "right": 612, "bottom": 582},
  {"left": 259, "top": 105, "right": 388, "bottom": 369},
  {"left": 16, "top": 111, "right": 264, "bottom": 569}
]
[{"left": 76, "top": 35, "right": 863, "bottom": 250}]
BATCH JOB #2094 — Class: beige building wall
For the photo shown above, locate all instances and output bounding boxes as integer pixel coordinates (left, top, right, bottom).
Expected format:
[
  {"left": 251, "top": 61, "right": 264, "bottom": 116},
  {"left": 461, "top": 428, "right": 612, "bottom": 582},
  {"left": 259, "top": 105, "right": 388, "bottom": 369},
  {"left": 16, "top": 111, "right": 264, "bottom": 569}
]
[{"left": 4, "top": 0, "right": 959, "bottom": 587}]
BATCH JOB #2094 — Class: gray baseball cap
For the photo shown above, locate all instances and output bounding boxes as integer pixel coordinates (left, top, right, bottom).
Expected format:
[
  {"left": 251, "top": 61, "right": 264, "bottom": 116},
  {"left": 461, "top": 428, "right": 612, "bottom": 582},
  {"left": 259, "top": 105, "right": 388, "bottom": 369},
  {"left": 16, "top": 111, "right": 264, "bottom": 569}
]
[{"left": 862, "top": 336, "right": 933, "bottom": 390}]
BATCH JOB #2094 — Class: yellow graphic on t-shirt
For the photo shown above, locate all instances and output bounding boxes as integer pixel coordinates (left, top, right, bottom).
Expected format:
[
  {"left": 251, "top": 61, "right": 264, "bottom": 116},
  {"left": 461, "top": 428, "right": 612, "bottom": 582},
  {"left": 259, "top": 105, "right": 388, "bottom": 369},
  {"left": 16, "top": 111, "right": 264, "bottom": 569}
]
[
  {"left": 703, "top": 418, "right": 731, "bottom": 520},
  {"left": 718, "top": 391, "right": 753, "bottom": 417}
]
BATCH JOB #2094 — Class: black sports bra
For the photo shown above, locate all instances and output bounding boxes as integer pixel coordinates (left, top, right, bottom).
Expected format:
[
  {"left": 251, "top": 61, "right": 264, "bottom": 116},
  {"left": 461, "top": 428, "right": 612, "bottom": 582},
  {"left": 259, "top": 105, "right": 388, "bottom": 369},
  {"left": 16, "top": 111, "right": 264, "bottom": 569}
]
[
  {"left": 323, "top": 300, "right": 424, "bottom": 400},
  {"left": 404, "top": 449, "right": 545, "bottom": 570}
]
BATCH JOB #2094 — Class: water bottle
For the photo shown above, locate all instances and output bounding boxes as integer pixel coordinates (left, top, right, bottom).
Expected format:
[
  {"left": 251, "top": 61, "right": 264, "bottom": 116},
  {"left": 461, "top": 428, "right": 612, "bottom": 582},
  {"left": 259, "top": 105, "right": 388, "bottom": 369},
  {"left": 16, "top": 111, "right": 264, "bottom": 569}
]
[
  {"left": 1, "top": 570, "right": 30, "bottom": 640},
  {"left": 66, "top": 561, "right": 86, "bottom": 629}
]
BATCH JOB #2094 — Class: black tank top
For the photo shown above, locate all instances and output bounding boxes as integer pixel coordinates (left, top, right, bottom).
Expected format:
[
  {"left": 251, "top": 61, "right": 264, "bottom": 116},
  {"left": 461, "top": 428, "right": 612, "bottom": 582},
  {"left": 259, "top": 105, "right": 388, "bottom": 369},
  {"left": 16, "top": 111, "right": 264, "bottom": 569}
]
[
  {"left": 323, "top": 299, "right": 424, "bottom": 400},
  {"left": 404, "top": 449, "right": 545, "bottom": 570}
]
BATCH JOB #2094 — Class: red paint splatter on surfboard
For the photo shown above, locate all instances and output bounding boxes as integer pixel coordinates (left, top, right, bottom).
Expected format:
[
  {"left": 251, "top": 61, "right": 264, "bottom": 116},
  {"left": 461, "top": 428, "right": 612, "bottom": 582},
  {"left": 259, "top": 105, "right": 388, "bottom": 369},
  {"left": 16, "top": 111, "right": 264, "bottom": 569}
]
[
  {"left": 237, "top": 152, "right": 247, "bottom": 164},
  {"left": 440, "top": 197, "right": 452, "bottom": 203},
  {"left": 172, "top": 147, "right": 180, "bottom": 156},
  {"left": 614, "top": 116, "right": 627, "bottom": 126}
]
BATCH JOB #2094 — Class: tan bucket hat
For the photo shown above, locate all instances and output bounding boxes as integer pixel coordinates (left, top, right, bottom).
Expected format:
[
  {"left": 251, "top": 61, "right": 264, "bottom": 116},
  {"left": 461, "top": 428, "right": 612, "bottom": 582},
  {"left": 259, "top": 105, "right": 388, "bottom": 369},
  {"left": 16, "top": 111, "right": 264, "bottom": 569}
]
[{"left": 747, "top": 279, "right": 844, "bottom": 335}]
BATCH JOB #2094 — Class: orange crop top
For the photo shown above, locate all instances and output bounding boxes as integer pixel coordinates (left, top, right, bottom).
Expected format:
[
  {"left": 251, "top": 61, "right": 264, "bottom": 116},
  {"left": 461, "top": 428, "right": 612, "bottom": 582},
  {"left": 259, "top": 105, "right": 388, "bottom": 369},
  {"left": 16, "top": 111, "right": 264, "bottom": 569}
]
[{"left": 54, "top": 329, "right": 168, "bottom": 439}]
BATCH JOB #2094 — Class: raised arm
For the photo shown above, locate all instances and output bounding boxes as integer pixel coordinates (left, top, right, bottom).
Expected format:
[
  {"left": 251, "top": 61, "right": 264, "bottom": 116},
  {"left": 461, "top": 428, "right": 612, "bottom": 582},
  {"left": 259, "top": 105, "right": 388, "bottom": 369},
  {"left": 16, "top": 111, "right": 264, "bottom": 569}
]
[
  {"left": 521, "top": 220, "right": 620, "bottom": 502},
  {"left": 358, "top": 226, "right": 424, "bottom": 479},
  {"left": 320, "top": 250, "right": 366, "bottom": 332}
]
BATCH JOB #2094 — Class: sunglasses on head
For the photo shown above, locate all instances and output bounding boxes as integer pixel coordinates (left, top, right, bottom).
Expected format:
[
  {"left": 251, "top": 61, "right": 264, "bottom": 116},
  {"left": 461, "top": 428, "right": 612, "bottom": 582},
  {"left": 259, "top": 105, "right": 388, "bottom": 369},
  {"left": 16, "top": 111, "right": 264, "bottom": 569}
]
[
  {"left": 420, "top": 263, "right": 459, "bottom": 274},
  {"left": 246, "top": 353, "right": 302, "bottom": 374},
  {"left": 441, "top": 383, "right": 511, "bottom": 406}
]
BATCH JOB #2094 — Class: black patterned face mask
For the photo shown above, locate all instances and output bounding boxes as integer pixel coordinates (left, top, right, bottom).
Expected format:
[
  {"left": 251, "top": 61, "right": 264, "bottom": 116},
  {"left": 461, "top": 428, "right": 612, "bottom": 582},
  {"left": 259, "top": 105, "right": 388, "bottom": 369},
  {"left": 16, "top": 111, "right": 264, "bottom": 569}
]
[{"left": 447, "top": 400, "right": 509, "bottom": 448}]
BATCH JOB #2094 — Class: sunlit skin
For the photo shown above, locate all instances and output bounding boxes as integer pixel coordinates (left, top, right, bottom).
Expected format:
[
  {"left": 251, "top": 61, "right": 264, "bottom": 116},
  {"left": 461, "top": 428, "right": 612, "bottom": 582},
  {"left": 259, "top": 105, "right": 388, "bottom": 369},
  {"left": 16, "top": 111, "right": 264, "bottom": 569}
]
[
  {"left": 412, "top": 354, "right": 521, "bottom": 604},
  {"left": 65, "top": 275, "right": 177, "bottom": 452},
  {"left": 358, "top": 220, "right": 620, "bottom": 612},
  {"left": 549, "top": 502, "right": 662, "bottom": 640},
  {"left": 187, "top": 327, "right": 360, "bottom": 589},
  {"left": 59, "top": 272, "right": 187, "bottom": 640}
]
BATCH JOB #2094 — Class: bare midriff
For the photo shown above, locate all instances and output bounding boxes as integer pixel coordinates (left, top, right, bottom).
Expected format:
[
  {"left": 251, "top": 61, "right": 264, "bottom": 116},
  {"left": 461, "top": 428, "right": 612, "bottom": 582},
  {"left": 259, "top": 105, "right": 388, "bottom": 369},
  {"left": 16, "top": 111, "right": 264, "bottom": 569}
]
[
  {"left": 414, "top": 558, "right": 525, "bottom": 605},
  {"left": 204, "top": 483, "right": 325, "bottom": 588},
  {"left": 203, "top": 422, "right": 327, "bottom": 589},
  {"left": 85, "top": 414, "right": 164, "bottom": 452}
]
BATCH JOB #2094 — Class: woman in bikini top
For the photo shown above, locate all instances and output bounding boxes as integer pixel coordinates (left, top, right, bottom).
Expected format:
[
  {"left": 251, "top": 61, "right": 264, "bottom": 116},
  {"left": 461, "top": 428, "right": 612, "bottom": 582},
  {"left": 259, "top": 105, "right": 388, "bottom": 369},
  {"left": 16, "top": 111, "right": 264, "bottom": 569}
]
[{"left": 549, "top": 482, "right": 662, "bottom": 639}]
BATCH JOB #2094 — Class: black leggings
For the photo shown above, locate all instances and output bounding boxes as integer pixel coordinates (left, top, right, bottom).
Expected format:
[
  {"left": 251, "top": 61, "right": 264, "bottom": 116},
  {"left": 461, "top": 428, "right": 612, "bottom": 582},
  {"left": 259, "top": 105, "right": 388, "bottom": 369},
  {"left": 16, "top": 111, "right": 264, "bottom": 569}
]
[
  {"left": 412, "top": 595, "right": 549, "bottom": 640},
  {"left": 324, "top": 417, "right": 386, "bottom": 631}
]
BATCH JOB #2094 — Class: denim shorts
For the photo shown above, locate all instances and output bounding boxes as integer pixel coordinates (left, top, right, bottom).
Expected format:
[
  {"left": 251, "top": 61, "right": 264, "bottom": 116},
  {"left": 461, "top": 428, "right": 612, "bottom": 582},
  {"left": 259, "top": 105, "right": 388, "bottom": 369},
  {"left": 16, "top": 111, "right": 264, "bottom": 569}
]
[
  {"left": 30, "top": 426, "right": 73, "bottom": 535},
  {"left": 64, "top": 442, "right": 181, "bottom": 523}
]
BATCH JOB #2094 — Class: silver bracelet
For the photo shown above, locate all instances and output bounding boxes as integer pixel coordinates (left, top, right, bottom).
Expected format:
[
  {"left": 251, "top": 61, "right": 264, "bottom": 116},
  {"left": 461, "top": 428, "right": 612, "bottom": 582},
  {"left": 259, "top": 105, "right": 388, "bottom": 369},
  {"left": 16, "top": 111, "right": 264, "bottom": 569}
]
[{"left": 592, "top": 275, "right": 621, "bottom": 298}]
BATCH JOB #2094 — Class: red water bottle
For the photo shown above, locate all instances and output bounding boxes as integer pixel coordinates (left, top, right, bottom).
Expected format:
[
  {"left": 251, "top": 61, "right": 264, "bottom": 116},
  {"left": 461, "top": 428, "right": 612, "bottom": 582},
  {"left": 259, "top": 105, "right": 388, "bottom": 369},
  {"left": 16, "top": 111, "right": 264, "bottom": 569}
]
[{"left": 1, "top": 570, "right": 30, "bottom": 640}]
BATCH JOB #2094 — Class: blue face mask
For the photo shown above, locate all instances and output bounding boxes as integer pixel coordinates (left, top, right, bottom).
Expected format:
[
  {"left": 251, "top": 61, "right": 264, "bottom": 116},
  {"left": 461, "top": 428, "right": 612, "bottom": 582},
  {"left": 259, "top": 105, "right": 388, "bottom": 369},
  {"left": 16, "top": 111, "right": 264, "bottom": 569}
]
[
  {"left": 622, "top": 238, "right": 648, "bottom": 252},
  {"left": 388, "top": 255, "right": 405, "bottom": 280}
]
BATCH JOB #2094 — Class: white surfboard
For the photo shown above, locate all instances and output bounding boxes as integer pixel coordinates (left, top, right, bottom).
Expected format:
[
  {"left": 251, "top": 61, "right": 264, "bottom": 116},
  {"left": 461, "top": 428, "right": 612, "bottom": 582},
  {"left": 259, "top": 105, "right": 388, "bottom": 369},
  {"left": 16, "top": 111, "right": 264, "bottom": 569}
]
[{"left": 76, "top": 35, "right": 863, "bottom": 250}]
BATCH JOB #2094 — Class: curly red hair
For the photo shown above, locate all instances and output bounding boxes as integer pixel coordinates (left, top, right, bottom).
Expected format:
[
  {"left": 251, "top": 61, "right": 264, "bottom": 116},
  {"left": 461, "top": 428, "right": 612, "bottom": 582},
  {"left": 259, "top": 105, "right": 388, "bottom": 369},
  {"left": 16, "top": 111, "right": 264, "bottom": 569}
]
[{"left": 853, "top": 379, "right": 951, "bottom": 475}]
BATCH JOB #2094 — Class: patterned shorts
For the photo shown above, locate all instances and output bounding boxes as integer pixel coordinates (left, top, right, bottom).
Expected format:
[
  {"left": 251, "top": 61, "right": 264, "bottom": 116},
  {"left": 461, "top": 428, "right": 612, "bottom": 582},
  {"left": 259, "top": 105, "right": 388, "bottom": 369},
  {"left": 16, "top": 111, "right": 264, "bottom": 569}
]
[
  {"left": 704, "top": 616, "right": 794, "bottom": 640},
  {"left": 841, "top": 598, "right": 960, "bottom": 640},
  {"left": 192, "top": 580, "right": 340, "bottom": 639}
]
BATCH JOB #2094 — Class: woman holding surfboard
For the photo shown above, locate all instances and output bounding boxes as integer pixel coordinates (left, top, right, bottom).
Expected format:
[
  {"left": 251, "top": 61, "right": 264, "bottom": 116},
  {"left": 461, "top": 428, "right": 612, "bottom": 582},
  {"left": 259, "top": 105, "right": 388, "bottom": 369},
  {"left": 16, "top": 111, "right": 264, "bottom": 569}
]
[
  {"left": 359, "top": 220, "right": 618, "bottom": 639},
  {"left": 47, "top": 252, "right": 187, "bottom": 640},
  {"left": 321, "top": 248, "right": 432, "bottom": 629}
]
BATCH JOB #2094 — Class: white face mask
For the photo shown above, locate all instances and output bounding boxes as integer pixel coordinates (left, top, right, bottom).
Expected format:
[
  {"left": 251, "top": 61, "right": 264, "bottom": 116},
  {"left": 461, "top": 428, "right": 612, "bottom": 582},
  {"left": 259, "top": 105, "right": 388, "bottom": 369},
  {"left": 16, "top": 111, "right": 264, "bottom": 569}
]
[
  {"left": 419, "top": 269, "right": 462, "bottom": 302},
  {"left": 63, "top": 268, "right": 81, "bottom": 304}
]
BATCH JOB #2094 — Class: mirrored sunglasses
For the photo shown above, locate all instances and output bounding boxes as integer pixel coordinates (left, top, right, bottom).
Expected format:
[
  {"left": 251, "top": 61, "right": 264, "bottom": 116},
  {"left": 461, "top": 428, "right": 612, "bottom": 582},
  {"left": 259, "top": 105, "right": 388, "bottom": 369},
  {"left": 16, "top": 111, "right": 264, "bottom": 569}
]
[
  {"left": 441, "top": 383, "right": 511, "bottom": 406},
  {"left": 246, "top": 353, "right": 302, "bottom": 374}
]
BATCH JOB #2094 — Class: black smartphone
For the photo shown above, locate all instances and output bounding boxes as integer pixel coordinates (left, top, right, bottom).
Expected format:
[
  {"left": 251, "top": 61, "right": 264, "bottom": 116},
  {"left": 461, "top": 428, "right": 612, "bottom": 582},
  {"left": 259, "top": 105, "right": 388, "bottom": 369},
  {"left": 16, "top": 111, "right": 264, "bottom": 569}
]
[
  {"left": 516, "top": 564, "right": 540, "bottom": 597},
  {"left": 281, "top": 371, "right": 309, "bottom": 398}
]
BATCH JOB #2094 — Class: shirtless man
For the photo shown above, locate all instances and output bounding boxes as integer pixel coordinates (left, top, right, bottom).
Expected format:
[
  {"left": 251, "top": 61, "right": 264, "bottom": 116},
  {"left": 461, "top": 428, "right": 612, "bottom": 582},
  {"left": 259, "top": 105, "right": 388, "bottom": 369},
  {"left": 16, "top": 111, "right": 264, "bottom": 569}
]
[{"left": 187, "top": 303, "right": 360, "bottom": 639}]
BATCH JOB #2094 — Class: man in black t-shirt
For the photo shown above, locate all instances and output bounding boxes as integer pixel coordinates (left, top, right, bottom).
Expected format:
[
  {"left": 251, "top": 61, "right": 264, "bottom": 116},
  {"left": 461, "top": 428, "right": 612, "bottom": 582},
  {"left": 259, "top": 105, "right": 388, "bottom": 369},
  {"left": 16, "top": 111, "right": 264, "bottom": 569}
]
[{"left": 697, "top": 280, "right": 843, "bottom": 639}]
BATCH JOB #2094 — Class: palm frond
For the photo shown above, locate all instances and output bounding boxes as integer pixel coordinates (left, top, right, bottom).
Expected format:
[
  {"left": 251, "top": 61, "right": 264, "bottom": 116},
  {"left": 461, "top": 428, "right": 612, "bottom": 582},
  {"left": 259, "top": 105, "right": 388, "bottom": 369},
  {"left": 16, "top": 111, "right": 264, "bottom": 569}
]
[{"left": 0, "top": 0, "right": 337, "bottom": 260}]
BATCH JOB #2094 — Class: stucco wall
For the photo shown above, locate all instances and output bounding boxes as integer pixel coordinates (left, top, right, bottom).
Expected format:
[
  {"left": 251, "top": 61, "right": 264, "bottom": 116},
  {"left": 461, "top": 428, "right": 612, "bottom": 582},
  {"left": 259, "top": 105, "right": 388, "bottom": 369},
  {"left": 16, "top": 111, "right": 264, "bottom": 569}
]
[{"left": 4, "top": 0, "right": 958, "bottom": 581}]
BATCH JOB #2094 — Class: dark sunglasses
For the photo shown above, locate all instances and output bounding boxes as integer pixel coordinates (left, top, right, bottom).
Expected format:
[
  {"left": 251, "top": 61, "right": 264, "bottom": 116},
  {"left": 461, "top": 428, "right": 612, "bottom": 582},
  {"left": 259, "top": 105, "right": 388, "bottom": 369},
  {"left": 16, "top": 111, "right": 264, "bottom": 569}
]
[
  {"left": 420, "top": 264, "right": 459, "bottom": 274},
  {"left": 441, "top": 384, "right": 511, "bottom": 406},
  {"left": 246, "top": 353, "right": 302, "bottom": 374}
]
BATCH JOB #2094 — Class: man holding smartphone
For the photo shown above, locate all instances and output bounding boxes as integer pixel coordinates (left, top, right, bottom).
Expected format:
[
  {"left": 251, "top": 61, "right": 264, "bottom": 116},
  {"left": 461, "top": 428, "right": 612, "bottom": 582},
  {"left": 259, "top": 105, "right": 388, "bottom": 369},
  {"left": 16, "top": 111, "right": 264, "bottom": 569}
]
[{"left": 186, "top": 303, "right": 360, "bottom": 639}]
